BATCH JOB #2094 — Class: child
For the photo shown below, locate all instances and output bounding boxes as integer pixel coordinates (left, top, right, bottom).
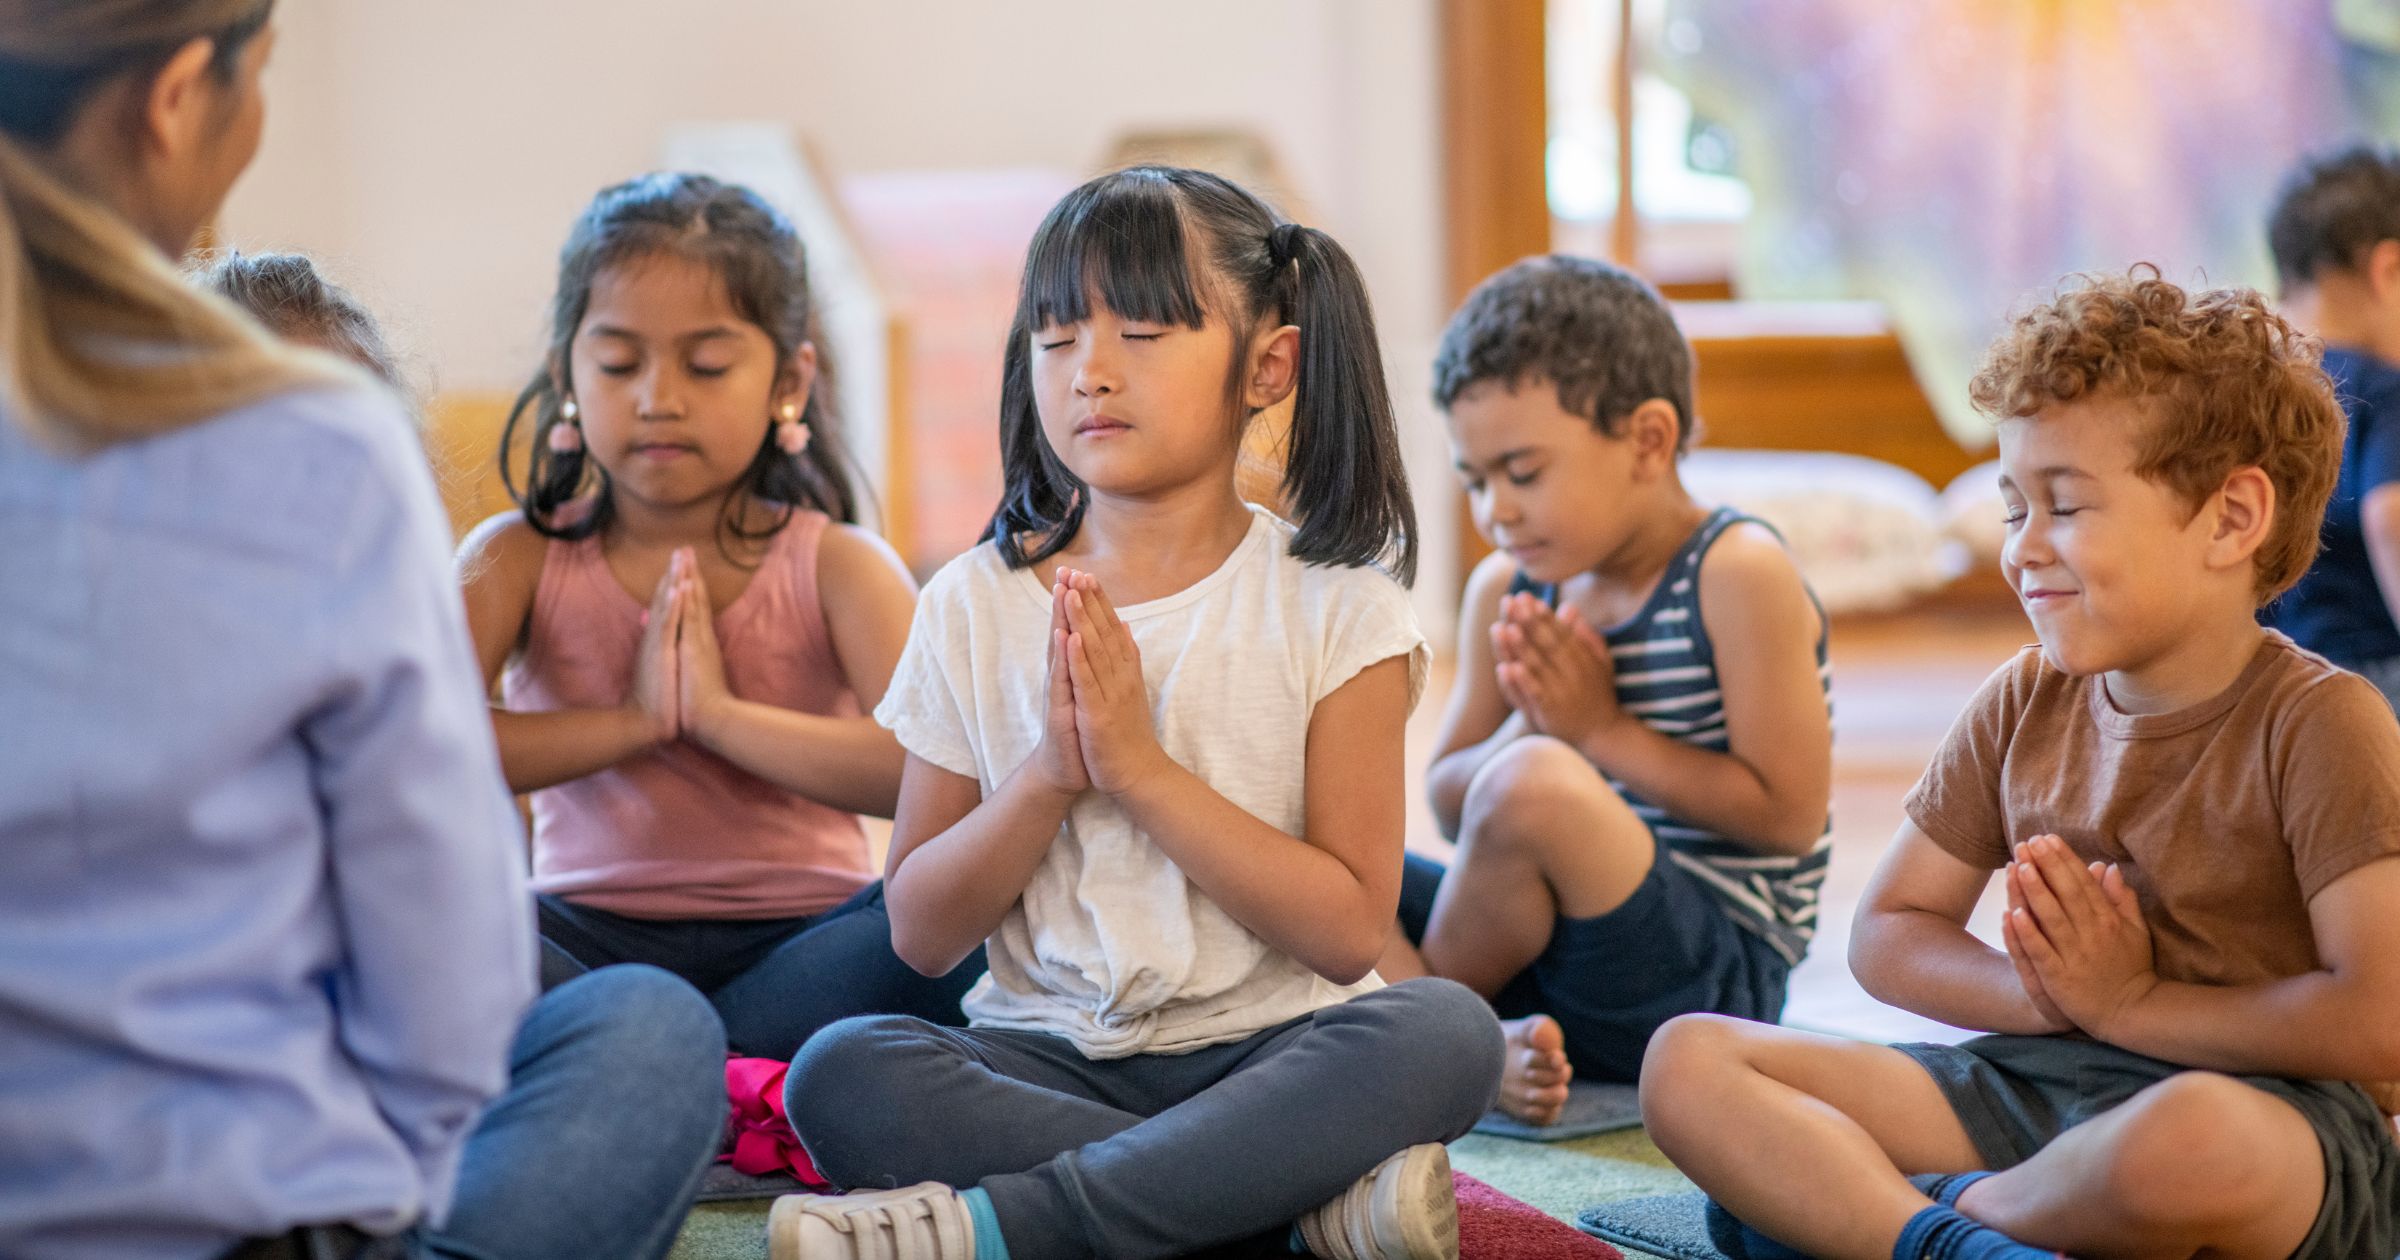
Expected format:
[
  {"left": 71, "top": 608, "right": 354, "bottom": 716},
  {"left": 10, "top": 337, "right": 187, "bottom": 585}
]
[
  {"left": 457, "top": 172, "right": 979, "bottom": 1060},
  {"left": 1641, "top": 270, "right": 2400, "bottom": 1260},
  {"left": 2265, "top": 145, "right": 2400, "bottom": 709},
  {"left": 766, "top": 166, "right": 1505, "bottom": 1260},
  {"left": 1381, "top": 255, "right": 1832, "bottom": 1125},
  {"left": 195, "top": 249, "right": 408, "bottom": 393}
]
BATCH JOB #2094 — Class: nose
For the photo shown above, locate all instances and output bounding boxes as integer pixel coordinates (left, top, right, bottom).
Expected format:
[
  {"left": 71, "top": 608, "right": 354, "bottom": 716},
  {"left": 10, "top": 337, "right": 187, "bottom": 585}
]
[
  {"left": 1072, "top": 339, "right": 1118, "bottom": 400},
  {"left": 2002, "top": 512, "right": 2051, "bottom": 573},
  {"left": 636, "top": 364, "right": 683, "bottom": 418}
]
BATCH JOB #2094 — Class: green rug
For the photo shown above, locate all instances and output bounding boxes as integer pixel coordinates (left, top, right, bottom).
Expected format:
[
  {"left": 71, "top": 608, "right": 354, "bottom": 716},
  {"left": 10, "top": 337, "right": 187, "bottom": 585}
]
[{"left": 668, "top": 1127, "right": 1698, "bottom": 1260}]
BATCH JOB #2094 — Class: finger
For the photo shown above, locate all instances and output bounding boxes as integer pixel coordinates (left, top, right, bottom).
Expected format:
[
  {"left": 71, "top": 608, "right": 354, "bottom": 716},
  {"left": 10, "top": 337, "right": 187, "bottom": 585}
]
[
  {"left": 2030, "top": 835, "right": 2104, "bottom": 922},
  {"left": 2102, "top": 863, "right": 2143, "bottom": 923},
  {"left": 2010, "top": 907, "right": 2062, "bottom": 971},
  {"left": 2012, "top": 853, "right": 2078, "bottom": 945},
  {"left": 1050, "top": 628, "right": 1076, "bottom": 706},
  {"left": 1066, "top": 631, "right": 1104, "bottom": 704}
]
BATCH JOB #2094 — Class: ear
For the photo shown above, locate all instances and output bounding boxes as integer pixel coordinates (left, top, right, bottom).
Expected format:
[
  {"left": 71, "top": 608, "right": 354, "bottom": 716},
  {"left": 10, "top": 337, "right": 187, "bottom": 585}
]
[
  {"left": 2367, "top": 240, "right": 2400, "bottom": 305},
  {"left": 1244, "top": 324, "right": 1300, "bottom": 411},
  {"left": 140, "top": 38, "right": 224, "bottom": 164},
  {"left": 2205, "top": 465, "right": 2276, "bottom": 576},
  {"left": 1624, "top": 398, "right": 1683, "bottom": 479},
  {"left": 776, "top": 341, "right": 820, "bottom": 416}
]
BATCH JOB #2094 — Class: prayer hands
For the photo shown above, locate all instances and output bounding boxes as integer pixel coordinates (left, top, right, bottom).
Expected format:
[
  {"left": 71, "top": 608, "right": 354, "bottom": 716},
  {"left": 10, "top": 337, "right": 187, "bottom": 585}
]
[
  {"left": 674, "top": 549, "right": 730, "bottom": 740},
  {"left": 2003, "top": 834, "right": 2158, "bottom": 1041},
  {"left": 1030, "top": 573, "right": 1094, "bottom": 797},
  {"left": 1491, "top": 593, "right": 1620, "bottom": 752},
  {"left": 1057, "top": 569, "right": 1169, "bottom": 797},
  {"left": 630, "top": 549, "right": 687, "bottom": 744}
]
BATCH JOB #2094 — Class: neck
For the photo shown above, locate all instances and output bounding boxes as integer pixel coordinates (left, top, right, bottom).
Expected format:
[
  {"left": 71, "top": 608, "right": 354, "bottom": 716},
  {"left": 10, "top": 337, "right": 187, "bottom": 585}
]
[
  {"left": 2103, "top": 614, "right": 2266, "bottom": 716},
  {"left": 1064, "top": 470, "right": 1255, "bottom": 600},
  {"left": 607, "top": 488, "right": 746, "bottom": 554},
  {"left": 2293, "top": 285, "right": 2400, "bottom": 366},
  {"left": 1588, "top": 485, "right": 1708, "bottom": 587}
]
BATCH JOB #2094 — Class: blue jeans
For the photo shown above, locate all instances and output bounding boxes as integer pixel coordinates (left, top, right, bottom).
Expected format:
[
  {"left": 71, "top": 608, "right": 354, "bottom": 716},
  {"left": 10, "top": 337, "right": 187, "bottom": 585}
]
[
  {"left": 410, "top": 965, "right": 725, "bottom": 1260},
  {"left": 539, "top": 882, "right": 984, "bottom": 1061}
]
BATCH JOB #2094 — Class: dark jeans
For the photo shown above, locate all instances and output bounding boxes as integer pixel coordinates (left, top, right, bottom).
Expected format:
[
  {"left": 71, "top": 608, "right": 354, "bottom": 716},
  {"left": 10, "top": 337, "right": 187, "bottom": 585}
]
[
  {"left": 229, "top": 965, "right": 726, "bottom": 1260},
  {"left": 538, "top": 880, "right": 985, "bottom": 1060},
  {"left": 783, "top": 978, "right": 1505, "bottom": 1260}
]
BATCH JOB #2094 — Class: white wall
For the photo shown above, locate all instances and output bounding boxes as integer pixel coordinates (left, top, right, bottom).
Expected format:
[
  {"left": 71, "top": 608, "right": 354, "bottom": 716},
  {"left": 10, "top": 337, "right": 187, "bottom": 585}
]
[{"left": 224, "top": 0, "right": 1458, "bottom": 642}]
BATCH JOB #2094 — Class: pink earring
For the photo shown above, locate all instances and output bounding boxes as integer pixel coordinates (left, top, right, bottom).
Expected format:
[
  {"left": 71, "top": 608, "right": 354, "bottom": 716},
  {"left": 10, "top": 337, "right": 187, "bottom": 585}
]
[
  {"left": 548, "top": 397, "right": 584, "bottom": 453},
  {"left": 775, "top": 401, "right": 811, "bottom": 455}
]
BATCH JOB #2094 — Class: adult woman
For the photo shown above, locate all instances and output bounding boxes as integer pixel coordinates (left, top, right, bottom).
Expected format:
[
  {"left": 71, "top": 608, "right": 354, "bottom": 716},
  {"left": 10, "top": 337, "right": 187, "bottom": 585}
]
[{"left": 0, "top": 5, "right": 725, "bottom": 1259}]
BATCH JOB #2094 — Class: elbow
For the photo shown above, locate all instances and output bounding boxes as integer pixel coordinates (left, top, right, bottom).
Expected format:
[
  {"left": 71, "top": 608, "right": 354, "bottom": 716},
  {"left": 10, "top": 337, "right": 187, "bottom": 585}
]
[
  {"left": 1310, "top": 920, "right": 1390, "bottom": 987},
  {"left": 891, "top": 927, "right": 968, "bottom": 980},
  {"left": 1846, "top": 913, "right": 1900, "bottom": 1003}
]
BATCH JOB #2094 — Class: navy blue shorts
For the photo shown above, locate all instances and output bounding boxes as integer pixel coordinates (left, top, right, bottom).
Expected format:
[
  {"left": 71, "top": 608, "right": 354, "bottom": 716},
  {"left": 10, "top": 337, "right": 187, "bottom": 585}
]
[{"left": 1398, "top": 846, "right": 1790, "bottom": 1081}]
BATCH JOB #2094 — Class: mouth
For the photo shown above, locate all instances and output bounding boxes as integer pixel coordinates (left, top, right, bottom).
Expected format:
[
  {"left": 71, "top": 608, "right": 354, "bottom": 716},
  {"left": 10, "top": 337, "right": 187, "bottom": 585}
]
[
  {"left": 2020, "top": 587, "right": 2075, "bottom": 604},
  {"left": 631, "top": 443, "right": 697, "bottom": 461},
  {"left": 1075, "top": 416, "right": 1132, "bottom": 438}
]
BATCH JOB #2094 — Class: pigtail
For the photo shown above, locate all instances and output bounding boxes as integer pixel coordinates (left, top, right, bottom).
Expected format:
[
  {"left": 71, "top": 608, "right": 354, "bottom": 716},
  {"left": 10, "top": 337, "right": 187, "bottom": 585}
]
[
  {"left": 498, "top": 372, "right": 608, "bottom": 539},
  {"left": 1269, "top": 223, "right": 1418, "bottom": 585}
]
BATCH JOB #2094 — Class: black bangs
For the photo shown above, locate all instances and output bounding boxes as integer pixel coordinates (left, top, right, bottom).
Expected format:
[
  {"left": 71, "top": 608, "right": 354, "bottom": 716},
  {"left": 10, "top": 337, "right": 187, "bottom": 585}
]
[{"left": 1016, "top": 169, "right": 1210, "bottom": 333}]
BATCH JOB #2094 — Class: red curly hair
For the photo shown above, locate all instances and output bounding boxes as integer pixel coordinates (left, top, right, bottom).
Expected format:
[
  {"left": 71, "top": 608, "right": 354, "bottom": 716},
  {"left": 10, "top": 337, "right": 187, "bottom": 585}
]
[{"left": 1968, "top": 268, "right": 2346, "bottom": 602}]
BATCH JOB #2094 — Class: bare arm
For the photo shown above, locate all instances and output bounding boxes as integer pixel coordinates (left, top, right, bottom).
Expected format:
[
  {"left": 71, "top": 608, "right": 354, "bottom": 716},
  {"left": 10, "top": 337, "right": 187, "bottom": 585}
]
[
  {"left": 879, "top": 586, "right": 1089, "bottom": 976},
  {"left": 1426, "top": 551, "right": 1527, "bottom": 839},
  {"left": 2018, "top": 843, "right": 2400, "bottom": 1083},
  {"left": 457, "top": 513, "right": 667, "bottom": 793},
  {"left": 1849, "top": 823, "right": 2068, "bottom": 1036},
  {"left": 1577, "top": 525, "right": 1831, "bottom": 855},
  {"left": 682, "top": 525, "right": 916, "bottom": 817},
  {"left": 1111, "top": 656, "right": 1414, "bottom": 984},
  {"left": 2361, "top": 484, "right": 2400, "bottom": 636}
]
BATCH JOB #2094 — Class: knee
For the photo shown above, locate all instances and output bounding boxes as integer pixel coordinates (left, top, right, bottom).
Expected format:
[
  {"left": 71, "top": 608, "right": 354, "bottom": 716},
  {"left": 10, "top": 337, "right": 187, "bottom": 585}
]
[
  {"left": 783, "top": 1015, "right": 933, "bottom": 1187},
  {"left": 544, "top": 964, "right": 726, "bottom": 1137},
  {"left": 2099, "top": 1073, "right": 2284, "bottom": 1226},
  {"left": 1639, "top": 1014, "right": 1758, "bottom": 1137},
  {"left": 1367, "top": 978, "right": 1507, "bottom": 1127},
  {"left": 1460, "top": 738, "right": 1624, "bottom": 852}
]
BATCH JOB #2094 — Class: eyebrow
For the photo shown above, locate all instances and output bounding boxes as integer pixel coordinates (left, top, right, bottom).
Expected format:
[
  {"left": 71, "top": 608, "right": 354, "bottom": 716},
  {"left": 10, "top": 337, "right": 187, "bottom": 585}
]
[
  {"left": 1453, "top": 446, "right": 1543, "bottom": 474},
  {"left": 1998, "top": 465, "right": 2097, "bottom": 490}
]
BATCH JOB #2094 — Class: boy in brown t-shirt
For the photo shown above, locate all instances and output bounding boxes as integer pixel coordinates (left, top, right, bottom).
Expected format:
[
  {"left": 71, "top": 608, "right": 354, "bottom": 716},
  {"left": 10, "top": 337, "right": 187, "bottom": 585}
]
[{"left": 1639, "top": 270, "right": 2400, "bottom": 1260}]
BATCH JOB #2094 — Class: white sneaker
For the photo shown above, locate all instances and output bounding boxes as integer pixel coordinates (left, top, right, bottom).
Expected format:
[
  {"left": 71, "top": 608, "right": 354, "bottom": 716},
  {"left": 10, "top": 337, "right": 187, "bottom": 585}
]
[
  {"left": 766, "top": 1182, "right": 976, "bottom": 1260},
  {"left": 1294, "top": 1144, "right": 1460, "bottom": 1260}
]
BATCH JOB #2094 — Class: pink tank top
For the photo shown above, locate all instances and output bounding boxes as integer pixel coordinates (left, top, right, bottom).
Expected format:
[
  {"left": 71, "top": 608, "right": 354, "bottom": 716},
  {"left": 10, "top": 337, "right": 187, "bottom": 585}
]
[{"left": 505, "top": 509, "right": 874, "bottom": 919}]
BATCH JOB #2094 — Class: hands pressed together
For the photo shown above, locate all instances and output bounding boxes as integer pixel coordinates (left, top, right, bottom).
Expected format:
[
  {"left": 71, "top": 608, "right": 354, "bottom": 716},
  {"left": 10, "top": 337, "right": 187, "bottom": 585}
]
[
  {"left": 1032, "top": 567, "right": 1169, "bottom": 799},
  {"left": 626, "top": 546, "right": 737, "bottom": 747},
  {"left": 1491, "top": 592, "right": 1627, "bottom": 755},
  {"left": 2000, "top": 832, "right": 2160, "bottom": 1040}
]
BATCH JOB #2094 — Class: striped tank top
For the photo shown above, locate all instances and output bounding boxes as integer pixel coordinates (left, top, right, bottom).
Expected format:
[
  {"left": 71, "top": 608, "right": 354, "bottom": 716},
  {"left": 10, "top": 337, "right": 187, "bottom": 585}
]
[{"left": 1515, "top": 506, "right": 1832, "bottom": 965}]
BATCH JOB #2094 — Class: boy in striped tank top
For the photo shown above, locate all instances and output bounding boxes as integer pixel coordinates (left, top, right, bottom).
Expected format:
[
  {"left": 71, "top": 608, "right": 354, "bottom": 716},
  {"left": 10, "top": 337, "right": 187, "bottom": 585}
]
[{"left": 1383, "top": 256, "right": 1834, "bottom": 1126}]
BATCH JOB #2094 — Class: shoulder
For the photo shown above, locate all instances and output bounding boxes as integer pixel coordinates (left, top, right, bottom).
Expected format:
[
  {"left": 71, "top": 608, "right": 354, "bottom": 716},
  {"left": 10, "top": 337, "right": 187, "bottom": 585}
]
[
  {"left": 1695, "top": 518, "right": 1820, "bottom": 635},
  {"left": 912, "top": 540, "right": 1023, "bottom": 620},
  {"left": 1463, "top": 548, "right": 1523, "bottom": 612},
  {"left": 2259, "top": 635, "right": 2392, "bottom": 735},
  {"left": 456, "top": 510, "right": 548, "bottom": 594},
  {"left": 812, "top": 519, "right": 917, "bottom": 598},
  {"left": 155, "top": 384, "right": 435, "bottom": 567}
]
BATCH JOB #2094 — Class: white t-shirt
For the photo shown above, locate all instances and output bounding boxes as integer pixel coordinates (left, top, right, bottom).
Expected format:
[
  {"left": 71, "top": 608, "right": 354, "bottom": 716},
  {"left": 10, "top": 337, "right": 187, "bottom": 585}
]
[{"left": 875, "top": 506, "right": 1428, "bottom": 1058}]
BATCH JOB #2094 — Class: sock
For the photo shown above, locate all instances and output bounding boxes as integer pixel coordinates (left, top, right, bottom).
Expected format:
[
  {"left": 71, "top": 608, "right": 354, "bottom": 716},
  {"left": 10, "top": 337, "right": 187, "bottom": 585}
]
[
  {"left": 1908, "top": 1171, "right": 1995, "bottom": 1209},
  {"left": 1893, "top": 1205, "right": 2057, "bottom": 1260},
  {"left": 958, "top": 1187, "right": 1009, "bottom": 1260}
]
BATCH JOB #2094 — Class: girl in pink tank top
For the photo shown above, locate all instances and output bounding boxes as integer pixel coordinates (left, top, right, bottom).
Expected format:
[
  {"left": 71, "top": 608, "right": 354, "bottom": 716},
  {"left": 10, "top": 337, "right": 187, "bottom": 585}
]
[{"left": 457, "top": 174, "right": 981, "bottom": 1059}]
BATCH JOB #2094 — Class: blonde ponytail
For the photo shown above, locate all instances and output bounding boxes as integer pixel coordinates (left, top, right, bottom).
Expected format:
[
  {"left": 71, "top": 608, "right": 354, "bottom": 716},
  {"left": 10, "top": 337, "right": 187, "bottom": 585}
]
[{"left": 0, "top": 0, "right": 349, "bottom": 450}]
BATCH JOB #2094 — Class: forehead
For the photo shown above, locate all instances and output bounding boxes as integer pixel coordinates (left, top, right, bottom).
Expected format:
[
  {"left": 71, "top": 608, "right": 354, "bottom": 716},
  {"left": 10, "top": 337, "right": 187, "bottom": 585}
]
[
  {"left": 581, "top": 252, "right": 746, "bottom": 332},
  {"left": 1995, "top": 397, "right": 2149, "bottom": 481},
  {"left": 1446, "top": 378, "right": 1592, "bottom": 449}
]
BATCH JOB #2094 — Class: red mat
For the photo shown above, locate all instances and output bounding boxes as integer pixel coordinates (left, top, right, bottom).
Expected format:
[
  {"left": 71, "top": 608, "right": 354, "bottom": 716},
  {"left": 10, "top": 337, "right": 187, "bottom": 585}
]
[{"left": 1456, "top": 1171, "right": 1622, "bottom": 1260}]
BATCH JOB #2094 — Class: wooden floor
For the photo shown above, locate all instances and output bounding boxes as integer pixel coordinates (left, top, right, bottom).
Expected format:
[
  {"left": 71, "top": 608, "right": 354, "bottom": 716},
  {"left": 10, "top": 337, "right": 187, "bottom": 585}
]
[{"left": 1402, "top": 603, "right": 2036, "bottom": 1047}]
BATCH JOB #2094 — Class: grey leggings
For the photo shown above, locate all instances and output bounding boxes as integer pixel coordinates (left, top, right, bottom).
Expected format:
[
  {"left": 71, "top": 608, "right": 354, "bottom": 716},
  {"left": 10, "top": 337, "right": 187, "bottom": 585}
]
[{"left": 784, "top": 978, "right": 1504, "bottom": 1260}]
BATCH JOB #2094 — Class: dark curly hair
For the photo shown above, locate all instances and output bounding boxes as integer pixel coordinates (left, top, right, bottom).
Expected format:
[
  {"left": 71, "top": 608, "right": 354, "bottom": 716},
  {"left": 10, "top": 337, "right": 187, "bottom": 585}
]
[
  {"left": 1969, "top": 266, "right": 2345, "bottom": 602},
  {"left": 194, "top": 250, "right": 405, "bottom": 393},
  {"left": 1431, "top": 254, "right": 1694, "bottom": 452},
  {"left": 2267, "top": 144, "right": 2400, "bottom": 296}
]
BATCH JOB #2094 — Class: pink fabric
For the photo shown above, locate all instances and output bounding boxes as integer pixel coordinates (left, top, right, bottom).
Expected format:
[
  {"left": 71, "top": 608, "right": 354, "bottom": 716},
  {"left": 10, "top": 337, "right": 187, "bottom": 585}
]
[
  {"left": 505, "top": 509, "right": 874, "bottom": 919},
  {"left": 720, "top": 1056, "right": 831, "bottom": 1186},
  {"left": 1454, "top": 1172, "right": 1622, "bottom": 1260}
]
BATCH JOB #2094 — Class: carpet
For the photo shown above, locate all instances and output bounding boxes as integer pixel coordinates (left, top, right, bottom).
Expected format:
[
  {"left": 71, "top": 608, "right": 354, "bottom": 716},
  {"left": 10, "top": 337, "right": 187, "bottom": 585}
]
[{"left": 1574, "top": 1193, "right": 1727, "bottom": 1260}]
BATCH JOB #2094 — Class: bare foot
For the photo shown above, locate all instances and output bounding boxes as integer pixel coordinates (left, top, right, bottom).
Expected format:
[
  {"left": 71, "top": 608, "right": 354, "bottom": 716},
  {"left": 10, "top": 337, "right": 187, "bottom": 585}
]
[{"left": 1495, "top": 1014, "right": 1572, "bottom": 1125}]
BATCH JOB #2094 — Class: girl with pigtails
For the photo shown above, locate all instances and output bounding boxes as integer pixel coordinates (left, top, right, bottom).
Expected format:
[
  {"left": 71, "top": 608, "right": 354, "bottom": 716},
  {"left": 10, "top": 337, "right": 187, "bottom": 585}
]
[{"left": 768, "top": 166, "right": 1503, "bottom": 1260}]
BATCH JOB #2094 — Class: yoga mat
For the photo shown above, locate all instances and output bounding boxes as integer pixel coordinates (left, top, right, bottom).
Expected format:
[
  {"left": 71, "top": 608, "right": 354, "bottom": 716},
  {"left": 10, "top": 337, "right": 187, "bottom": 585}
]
[
  {"left": 694, "top": 1165, "right": 807, "bottom": 1203},
  {"left": 1472, "top": 1081, "right": 1645, "bottom": 1141},
  {"left": 1575, "top": 1192, "right": 1728, "bottom": 1260}
]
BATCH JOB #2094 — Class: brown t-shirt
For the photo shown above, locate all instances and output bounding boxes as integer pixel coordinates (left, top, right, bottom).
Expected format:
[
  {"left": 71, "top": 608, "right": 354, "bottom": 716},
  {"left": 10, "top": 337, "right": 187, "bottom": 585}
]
[{"left": 1905, "top": 632, "right": 2400, "bottom": 1098}]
